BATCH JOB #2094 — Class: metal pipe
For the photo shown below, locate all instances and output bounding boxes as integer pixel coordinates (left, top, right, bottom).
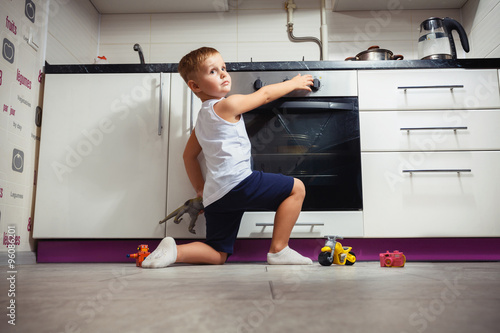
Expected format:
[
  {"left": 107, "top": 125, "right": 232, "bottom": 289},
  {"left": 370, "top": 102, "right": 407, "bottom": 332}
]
[
  {"left": 286, "top": 0, "right": 295, "bottom": 24},
  {"left": 320, "top": 0, "right": 328, "bottom": 59},
  {"left": 133, "top": 43, "right": 145, "bottom": 64},
  {"left": 288, "top": 23, "right": 323, "bottom": 60},
  {"left": 158, "top": 73, "right": 163, "bottom": 136},
  {"left": 285, "top": 0, "right": 324, "bottom": 60}
]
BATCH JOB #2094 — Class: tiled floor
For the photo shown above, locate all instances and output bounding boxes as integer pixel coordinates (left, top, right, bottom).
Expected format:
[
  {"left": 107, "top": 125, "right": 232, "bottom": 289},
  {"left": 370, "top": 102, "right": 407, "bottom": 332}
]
[{"left": 1, "top": 261, "right": 499, "bottom": 333}]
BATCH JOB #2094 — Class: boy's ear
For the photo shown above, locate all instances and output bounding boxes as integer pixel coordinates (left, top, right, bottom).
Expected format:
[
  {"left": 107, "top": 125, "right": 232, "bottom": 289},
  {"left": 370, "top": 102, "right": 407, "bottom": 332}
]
[{"left": 187, "top": 80, "right": 201, "bottom": 93}]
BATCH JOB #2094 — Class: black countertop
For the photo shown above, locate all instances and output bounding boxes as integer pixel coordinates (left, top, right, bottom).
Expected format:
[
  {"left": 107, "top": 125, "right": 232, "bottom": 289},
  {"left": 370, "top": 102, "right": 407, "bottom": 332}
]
[{"left": 45, "top": 58, "right": 500, "bottom": 74}]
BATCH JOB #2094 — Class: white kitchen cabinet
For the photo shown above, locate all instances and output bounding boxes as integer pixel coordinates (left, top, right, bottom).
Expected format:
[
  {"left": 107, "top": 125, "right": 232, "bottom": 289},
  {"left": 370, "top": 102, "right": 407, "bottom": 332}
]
[
  {"left": 92, "top": 0, "right": 229, "bottom": 14},
  {"left": 359, "top": 69, "right": 500, "bottom": 237},
  {"left": 359, "top": 69, "right": 500, "bottom": 110},
  {"left": 332, "top": 0, "right": 467, "bottom": 11},
  {"left": 362, "top": 151, "right": 500, "bottom": 237},
  {"left": 34, "top": 73, "right": 170, "bottom": 238},
  {"left": 165, "top": 73, "right": 206, "bottom": 238},
  {"left": 360, "top": 110, "right": 500, "bottom": 151}
]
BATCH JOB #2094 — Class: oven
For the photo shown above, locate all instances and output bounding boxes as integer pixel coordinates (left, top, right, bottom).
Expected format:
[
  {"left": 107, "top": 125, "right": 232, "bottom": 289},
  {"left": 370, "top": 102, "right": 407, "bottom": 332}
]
[{"left": 230, "top": 71, "right": 364, "bottom": 238}]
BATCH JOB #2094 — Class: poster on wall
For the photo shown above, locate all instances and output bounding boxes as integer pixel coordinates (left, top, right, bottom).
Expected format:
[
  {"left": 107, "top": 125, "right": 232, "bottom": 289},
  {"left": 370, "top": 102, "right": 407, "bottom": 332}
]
[{"left": 1, "top": 0, "right": 46, "bottom": 253}]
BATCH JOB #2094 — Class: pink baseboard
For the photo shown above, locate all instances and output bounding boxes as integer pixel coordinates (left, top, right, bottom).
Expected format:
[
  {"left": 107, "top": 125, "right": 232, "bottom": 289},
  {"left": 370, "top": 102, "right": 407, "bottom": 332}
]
[{"left": 36, "top": 237, "right": 500, "bottom": 263}]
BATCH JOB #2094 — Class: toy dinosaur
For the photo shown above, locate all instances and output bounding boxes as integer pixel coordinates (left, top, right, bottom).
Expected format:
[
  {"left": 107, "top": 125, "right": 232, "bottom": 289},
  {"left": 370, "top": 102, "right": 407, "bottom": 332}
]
[{"left": 159, "top": 197, "right": 204, "bottom": 234}]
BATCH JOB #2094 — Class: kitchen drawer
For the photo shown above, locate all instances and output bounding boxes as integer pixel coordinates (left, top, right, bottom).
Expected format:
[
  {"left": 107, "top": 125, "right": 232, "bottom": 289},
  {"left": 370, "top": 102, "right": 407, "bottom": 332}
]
[
  {"left": 359, "top": 69, "right": 500, "bottom": 110},
  {"left": 360, "top": 110, "right": 500, "bottom": 151},
  {"left": 236, "top": 211, "right": 364, "bottom": 238},
  {"left": 361, "top": 151, "right": 500, "bottom": 237}
]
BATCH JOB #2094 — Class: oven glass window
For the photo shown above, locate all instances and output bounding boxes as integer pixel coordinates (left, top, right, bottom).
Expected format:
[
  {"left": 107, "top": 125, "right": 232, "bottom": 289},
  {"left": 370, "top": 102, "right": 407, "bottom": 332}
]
[{"left": 244, "top": 97, "right": 362, "bottom": 211}]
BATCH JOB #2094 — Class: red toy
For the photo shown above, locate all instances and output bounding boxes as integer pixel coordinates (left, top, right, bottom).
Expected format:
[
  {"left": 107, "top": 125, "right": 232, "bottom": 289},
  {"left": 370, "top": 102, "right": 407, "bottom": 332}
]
[
  {"left": 127, "top": 244, "right": 151, "bottom": 267},
  {"left": 379, "top": 250, "right": 406, "bottom": 267}
]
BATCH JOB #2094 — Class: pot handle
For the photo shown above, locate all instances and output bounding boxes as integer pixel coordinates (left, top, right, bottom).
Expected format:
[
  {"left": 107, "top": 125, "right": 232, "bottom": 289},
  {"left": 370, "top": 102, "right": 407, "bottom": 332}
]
[
  {"left": 392, "top": 54, "right": 404, "bottom": 60},
  {"left": 345, "top": 56, "right": 357, "bottom": 61}
]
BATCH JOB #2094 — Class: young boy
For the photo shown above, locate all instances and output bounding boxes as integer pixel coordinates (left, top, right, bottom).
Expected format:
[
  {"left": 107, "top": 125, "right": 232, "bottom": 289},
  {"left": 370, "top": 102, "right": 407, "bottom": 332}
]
[{"left": 142, "top": 47, "right": 314, "bottom": 268}]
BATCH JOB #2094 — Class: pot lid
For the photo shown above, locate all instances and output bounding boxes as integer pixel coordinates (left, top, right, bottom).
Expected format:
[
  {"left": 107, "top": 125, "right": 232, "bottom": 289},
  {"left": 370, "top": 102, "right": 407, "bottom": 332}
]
[{"left": 357, "top": 45, "right": 394, "bottom": 55}]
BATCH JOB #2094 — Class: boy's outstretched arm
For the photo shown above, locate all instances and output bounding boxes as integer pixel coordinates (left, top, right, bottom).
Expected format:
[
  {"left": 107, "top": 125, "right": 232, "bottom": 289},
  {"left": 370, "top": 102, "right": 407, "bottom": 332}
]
[
  {"left": 215, "top": 74, "right": 313, "bottom": 122},
  {"left": 183, "top": 129, "right": 204, "bottom": 198}
]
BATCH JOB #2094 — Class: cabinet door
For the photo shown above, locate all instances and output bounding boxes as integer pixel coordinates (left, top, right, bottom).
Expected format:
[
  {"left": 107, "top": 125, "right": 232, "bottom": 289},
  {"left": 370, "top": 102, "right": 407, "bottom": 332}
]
[
  {"left": 360, "top": 110, "right": 500, "bottom": 151},
  {"left": 166, "top": 74, "right": 206, "bottom": 238},
  {"left": 34, "top": 73, "right": 170, "bottom": 238},
  {"left": 359, "top": 69, "right": 500, "bottom": 110},
  {"left": 362, "top": 151, "right": 500, "bottom": 237}
]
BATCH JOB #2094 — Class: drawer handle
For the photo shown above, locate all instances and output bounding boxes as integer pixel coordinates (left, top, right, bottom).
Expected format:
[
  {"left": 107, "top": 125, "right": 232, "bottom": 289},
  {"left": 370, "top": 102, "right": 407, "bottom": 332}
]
[
  {"left": 158, "top": 74, "right": 164, "bottom": 136},
  {"left": 400, "top": 126, "right": 468, "bottom": 132},
  {"left": 255, "top": 223, "right": 325, "bottom": 227},
  {"left": 398, "top": 85, "right": 464, "bottom": 91},
  {"left": 403, "top": 169, "right": 471, "bottom": 174}
]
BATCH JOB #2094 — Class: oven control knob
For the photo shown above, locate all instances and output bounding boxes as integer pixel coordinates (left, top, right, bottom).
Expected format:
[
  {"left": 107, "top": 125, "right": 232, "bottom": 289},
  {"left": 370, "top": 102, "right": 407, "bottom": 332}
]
[
  {"left": 311, "top": 78, "right": 321, "bottom": 91},
  {"left": 253, "top": 79, "right": 263, "bottom": 90}
]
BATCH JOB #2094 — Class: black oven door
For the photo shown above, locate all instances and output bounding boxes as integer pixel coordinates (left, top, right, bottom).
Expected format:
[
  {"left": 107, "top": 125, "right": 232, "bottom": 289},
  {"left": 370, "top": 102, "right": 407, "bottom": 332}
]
[{"left": 244, "top": 97, "right": 362, "bottom": 211}]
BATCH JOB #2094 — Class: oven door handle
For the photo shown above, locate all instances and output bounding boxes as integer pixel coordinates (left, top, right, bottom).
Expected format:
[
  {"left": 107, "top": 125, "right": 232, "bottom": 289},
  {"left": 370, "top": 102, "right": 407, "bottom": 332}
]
[{"left": 280, "top": 101, "right": 354, "bottom": 111}]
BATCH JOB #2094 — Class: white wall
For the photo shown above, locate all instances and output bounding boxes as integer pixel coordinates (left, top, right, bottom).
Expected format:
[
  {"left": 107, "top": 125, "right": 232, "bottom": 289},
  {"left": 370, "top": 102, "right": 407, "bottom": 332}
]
[
  {"left": 1, "top": 0, "right": 49, "bottom": 254},
  {"left": 45, "top": 0, "right": 100, "bottom": 64},
  {"left": 47, "top": 0, "right": 499, "bottom": 64},
  {"left": 0, "top": 0, "right": 99, "bottom": 256},
  {"left": 98, "top": 0, "right": 463, "bottom": 64},
  {"left": 462, "top": 0, "right": 500, "bottom": 58},
  {"left": 328, "top": 8, "right": 462, "bottom": 60}
]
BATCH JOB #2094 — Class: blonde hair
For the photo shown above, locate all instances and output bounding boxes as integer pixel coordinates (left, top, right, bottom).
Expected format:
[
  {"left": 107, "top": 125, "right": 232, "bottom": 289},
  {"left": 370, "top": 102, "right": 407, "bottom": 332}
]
[{"left": 178, "top": 47, "right": 220, "bottom": 83}]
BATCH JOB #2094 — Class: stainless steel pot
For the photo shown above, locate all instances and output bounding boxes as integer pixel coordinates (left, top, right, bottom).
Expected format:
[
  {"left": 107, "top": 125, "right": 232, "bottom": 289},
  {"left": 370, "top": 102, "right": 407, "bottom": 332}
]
[{"left": 345, "top": 46, "right": 404, "bottom": 61}]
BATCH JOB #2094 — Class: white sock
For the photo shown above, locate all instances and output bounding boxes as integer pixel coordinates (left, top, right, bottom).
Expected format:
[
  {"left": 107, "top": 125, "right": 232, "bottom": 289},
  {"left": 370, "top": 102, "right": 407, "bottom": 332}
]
[
  {"left": 142, "top": 237, "right": 177, "bottom": 268},
  {"left": 267, "top": 246, "right": 313, "bottom": 265}
]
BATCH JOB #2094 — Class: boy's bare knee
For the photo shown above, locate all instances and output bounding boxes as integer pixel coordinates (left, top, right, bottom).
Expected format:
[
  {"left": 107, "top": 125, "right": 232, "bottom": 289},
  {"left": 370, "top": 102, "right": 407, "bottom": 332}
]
[
  {"left": 293, "top": 178, "right": 306, "bottom": 199},
  {"left": 216, "top": 252, "right": 228, "bottom": 265}
]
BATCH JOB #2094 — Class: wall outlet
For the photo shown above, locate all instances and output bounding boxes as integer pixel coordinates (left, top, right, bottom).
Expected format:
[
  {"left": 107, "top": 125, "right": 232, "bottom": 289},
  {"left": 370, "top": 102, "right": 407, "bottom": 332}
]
[{"left": 28, "top": 27, "right": 39, "bottom": 51}]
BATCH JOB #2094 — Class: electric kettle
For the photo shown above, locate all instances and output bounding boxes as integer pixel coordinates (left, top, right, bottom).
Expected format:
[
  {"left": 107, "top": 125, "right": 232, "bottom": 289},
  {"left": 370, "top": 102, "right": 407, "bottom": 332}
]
[{"left": 418, "top": 17, "right": 470, "bottom": 60}]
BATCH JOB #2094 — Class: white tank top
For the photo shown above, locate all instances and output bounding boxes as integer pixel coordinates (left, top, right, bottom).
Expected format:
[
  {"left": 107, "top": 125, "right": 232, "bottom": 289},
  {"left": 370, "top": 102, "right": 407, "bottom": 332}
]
[{"left": 195, "top": 98, "right": 252, "bottom": 207}]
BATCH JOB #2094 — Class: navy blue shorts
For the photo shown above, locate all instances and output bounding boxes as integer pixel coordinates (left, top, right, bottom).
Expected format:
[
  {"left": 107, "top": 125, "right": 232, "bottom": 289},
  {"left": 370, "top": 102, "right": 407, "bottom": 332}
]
[{"left": 204, "top": 171, "right": 294, "bottom": 255}]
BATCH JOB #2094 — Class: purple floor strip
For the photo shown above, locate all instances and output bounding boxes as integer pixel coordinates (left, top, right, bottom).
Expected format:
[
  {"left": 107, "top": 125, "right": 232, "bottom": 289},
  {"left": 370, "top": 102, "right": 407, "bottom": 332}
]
[{"left": 36, "top": 237, "right": 500, "bottom": 263}]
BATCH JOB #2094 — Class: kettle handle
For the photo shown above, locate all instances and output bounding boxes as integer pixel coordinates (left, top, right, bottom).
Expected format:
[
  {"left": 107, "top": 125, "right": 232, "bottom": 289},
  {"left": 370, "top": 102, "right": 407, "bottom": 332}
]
[{"left": 443, "top": 17, "right": 470, "bottom": 58}]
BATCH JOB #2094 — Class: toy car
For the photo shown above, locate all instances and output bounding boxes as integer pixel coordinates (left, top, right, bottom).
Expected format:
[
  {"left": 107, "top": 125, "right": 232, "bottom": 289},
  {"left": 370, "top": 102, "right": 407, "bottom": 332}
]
[{"left": 318, "top": 235, "right": 356, "bottom": 266}]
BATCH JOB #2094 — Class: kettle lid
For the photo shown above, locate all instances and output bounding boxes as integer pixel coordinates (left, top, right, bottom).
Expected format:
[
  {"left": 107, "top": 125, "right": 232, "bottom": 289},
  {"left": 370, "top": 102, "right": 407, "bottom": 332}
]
[{"left": 421, "top": 17, "right": 443, "bottom": 31}]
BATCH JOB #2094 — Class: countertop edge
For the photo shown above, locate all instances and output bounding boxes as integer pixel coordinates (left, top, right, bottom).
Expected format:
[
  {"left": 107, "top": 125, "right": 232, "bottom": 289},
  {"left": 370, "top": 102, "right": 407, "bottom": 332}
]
[{"left": 45, "top": 59, "right": 500, "bottom": 74}]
